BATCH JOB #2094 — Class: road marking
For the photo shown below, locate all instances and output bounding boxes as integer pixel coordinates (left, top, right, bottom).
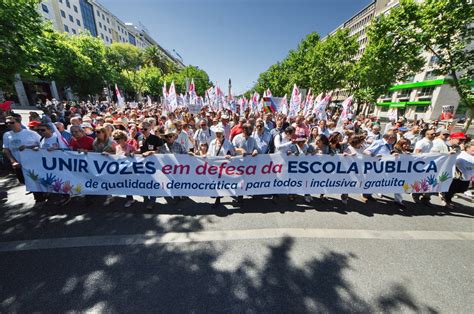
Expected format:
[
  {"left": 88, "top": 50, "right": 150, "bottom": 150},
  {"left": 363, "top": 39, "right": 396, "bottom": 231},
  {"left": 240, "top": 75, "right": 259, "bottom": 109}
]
[{"left": 0, "top": 228, "right": 472, "bottom": 252}]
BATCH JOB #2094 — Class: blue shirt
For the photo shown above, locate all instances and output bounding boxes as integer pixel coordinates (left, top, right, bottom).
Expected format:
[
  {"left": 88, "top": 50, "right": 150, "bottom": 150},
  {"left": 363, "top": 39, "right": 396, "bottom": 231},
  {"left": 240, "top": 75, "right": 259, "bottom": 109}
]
[{"left": 364, "top": 139, "right": 393, "bottom": 156}]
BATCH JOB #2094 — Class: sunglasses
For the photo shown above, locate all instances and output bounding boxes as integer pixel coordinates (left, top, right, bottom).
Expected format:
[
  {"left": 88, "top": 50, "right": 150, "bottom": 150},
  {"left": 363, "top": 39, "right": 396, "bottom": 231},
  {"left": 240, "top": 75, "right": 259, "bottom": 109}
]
[
  {"left": 142, "top": 128, "right": 148, "bottom": 131},
  {"left": 164, "top": 135, "right": 173, "bottom": 138},
  {"left": 96, "top": 130, "right": 104, "bottom": 134},
  {"left": 37, "top": 129, "right": 47, "bottom": 132},
  {"left": 6, "top": 121, "right": 16, "bottom": 125},
  {"left": 256, "top": 125, "right": 263, "bottom": 128}
]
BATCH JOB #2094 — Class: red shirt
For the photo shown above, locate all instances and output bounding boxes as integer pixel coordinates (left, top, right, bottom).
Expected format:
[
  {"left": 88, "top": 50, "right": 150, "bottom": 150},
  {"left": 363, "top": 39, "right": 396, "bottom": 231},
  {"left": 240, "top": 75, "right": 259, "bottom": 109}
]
[
  {"left": 70, "top": 136, "right": 94, "bottom": 151},
  {"left": 230, "top": 125, "right": 244, "bottom": 141}
]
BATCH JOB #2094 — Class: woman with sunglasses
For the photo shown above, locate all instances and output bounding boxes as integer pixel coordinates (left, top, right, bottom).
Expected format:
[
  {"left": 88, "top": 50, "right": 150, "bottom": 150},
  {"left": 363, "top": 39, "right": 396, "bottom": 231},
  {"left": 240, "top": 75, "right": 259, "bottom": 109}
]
[
  {"left": 207, "top": 127, "right": 236, "bottom": 207},
  {"left": 111, "top": 130, "right": 138, "bottom": 208},
  {"left": 93, "top": 126, "right": 115, "bottom": 155}
]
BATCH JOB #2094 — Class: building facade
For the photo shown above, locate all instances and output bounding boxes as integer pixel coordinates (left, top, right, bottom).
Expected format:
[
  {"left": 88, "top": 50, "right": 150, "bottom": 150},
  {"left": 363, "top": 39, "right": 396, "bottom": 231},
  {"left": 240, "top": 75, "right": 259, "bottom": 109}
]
[
  {"left": 12, "top": 0, "right": 184, "bottom": 106},
  {"left": 328, "top": 0, "right": 463, "bottom": 121}
]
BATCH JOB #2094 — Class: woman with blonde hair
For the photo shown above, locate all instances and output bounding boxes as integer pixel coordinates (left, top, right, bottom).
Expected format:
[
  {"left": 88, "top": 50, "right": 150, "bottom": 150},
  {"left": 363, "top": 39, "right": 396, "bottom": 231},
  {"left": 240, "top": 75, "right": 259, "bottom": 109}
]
[{"left": 93, "top": 126, "right": 115, "bottom": 154}]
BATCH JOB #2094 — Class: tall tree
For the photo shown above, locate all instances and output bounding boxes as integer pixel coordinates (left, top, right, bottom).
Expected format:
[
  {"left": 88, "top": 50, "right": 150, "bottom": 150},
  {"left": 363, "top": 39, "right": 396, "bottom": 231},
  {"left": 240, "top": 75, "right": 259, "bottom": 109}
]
[
  {"left": 0, "top": 0, "right": 45, "bottom": 91},
  {"left": 365, "top": 0, "right": 473, "bottom": 130},
  {"left": 37, "top": 30, "right": 111, "bottom": 97},
  {"left": 163, "top": 65, "right": 212, "bottom": 95},
  {"left": 309, "top": 29, "right": 358, "bottom": 93},
  {"left": 143, "top": 45, "right": 178, "bottom": 75}
]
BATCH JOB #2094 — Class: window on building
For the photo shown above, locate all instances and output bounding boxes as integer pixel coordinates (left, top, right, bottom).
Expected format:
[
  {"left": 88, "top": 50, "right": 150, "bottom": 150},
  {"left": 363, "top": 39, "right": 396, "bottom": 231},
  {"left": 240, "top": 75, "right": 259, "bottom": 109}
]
[
  {"left": 415, "top": 106, "right": 428, "bottom": 113},
  {"left": 76, "top": 19, "right": 81, "bottom": 26},
  {"left": 418, "top": 86, "right": 435, "bottom": 97},
  {"left": 404, "top": 75, "right": 415, "bottom": 83},
  {"left": 428, "top": 55, "right": 439, "bottom": 66},
  {"left": 41, "top": 4, "right": 49, "bottom": 13},
  {"left": 105, "top": 36, "right": 109, "bottom": 42},
  {"left": 66, "top": 0, "right": 70, "bottom": 8},
  {"left": 61, "top": 10, "right": 66, "bottom": 18},
  {"left": 102, "top": 13, "right": 105, "bottom": 19},
  {"left": 107, "top": 18, "right": 109, "bottom": 23},
  {"left": 99, "top": 22, "right": 102, "bottom": 28},
  {"left": 109, "top": 29, "right": 111, "bottom": 34},
  {"left": 64, "top": 25, "right": 69, "bottom": 32},
  {"left": 425, "top": 71, "right": 437, "bottom": 80},
  {"left": 97, "top": 10, "right": 100, "bottom": 16},
  {"left": 103, "top": 25, "right": 107, "bottom": 31},
  {"left": 59, "top": 0, "right": 63, "bottom": 3},
  {"left": 80, "top": 0, "right": 98, "bottom": 37},
  {"left": 397, "top": 89, "right": 411, "bottom": 98},
  {"left": 71, "top": 28, "right": 76, "bottom": 34},
  {"left": 381, "top": 106, "right": 389, "bottom": 112},
  {"left": 73, "top": 5, "right": 78, "bottom": 13},
  {"left": 69, "top": 15, "right": 74, "bottom": 22},
  {"left": 100, "top": 33, "right": 104, "bottom": 39}
]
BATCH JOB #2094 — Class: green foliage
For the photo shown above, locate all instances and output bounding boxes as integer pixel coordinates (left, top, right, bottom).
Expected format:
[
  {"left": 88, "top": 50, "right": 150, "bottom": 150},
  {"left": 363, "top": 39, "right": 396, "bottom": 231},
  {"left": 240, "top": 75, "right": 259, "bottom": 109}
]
[
  {"left": 163, "top": 65, "right": 212, "bottom": 95},
  {"left": 0, "top": 2, "right": 214, "bottom": 100},
  {"left": 363, "top": 0, "right": 473, "bottom": 128},
  {"left": 309, "top": 29, "right": 358, "bottom": 93},
  {"left": 254, "top": 33, "right": 320, "bottom": 95},
  {"left": 252, "top": 30, "right": 358, "bottom": 95},
  {"left": 36, "top": 30, "right": 111, "bottom": 97},
  {"left": 143, "top": 45, "right": 178, "bottom": 75},
  {"left": 0, "top": 0, "right": 45, "bottom": 90}
]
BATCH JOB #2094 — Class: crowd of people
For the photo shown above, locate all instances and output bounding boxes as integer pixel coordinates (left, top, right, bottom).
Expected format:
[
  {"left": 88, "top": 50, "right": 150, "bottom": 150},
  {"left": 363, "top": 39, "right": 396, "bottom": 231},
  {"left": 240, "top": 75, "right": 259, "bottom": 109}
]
[{"left": 1, "top": 99, "right": 473, "bottom": 210}]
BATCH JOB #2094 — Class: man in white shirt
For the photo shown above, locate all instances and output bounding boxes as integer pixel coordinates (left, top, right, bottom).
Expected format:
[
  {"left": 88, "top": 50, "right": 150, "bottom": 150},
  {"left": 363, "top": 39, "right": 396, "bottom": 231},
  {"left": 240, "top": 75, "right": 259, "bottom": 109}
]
[
  {"left": 2, "top": 116, "right": 44, "bottom": 205},
  {"left": 193, "top": 119, "right": 215, "bottom": 151},
  {"left": 414, "top": 129, "right": 435, "bottom": 154},
  {"left": 430, "top": 128, "right": 450, "bottom": 153},
  {"left": 442, "top": 141, "right": 473, "bottom": 208},
  {"left": 174, "top": 120, "right": 192, "bottom": 152}
]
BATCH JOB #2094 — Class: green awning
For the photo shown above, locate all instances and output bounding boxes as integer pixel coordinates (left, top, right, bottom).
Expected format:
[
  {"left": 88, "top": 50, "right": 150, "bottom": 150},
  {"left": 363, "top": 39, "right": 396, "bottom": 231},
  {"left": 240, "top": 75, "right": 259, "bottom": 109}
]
[
  {"left": 376, "top": 102, "right": 406, "bottom": 108},
  {"left": 389, "top": 79, "right": 447, "bottom": 91},
  {"left": 389, "top": 103, "right": 406, "bottom": 108},
  {"left": 406, "top": 101, "right": 431, "bottom": 106},
  {"left": 377, "top": 101, "right": 430, "bottom": 108}
]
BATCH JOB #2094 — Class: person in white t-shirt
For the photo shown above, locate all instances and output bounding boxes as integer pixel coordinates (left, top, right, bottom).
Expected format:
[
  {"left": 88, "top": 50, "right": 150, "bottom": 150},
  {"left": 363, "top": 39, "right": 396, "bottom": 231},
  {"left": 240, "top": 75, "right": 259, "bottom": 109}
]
[
  {"left": 2, "top": 116, "right": 44, "bottom": 205},
  {"left": 442, "top": 141, "right": 473, "bottom": 208},
  {"left": 414, "top": 129, "right": 435, "bottom": 154},
  {"left": 430, "top": 128, "right": 450, "bottom": 153}
]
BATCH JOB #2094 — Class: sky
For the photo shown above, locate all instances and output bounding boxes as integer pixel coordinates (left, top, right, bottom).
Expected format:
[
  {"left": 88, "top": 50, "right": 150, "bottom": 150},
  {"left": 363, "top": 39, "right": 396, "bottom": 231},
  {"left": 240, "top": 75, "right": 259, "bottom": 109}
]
[{"left": 99, "top": 0, "right": 371, "bottom": 94}]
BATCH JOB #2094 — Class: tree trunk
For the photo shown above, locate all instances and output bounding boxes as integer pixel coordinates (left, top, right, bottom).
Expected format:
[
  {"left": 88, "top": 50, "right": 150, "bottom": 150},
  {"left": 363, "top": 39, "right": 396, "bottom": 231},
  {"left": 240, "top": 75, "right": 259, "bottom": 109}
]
[{"left": 463, "top": 106, "right": 472, "bottom": 133}]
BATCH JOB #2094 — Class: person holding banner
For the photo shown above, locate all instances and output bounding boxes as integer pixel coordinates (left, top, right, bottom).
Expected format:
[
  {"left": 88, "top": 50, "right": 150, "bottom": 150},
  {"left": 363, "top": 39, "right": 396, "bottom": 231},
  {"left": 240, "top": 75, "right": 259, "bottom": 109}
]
[
  {"left": 232, "top": 123, "right": 260, "bottom": 206},
  {"left": 252, "top": 119, "right": 272, "bottom": 154},
  {"left": 288, "top": 134, "right": 315, "bottom": 203},
  {"left": 442, "top": 141, "right": 473, "bottom": 208},
  {"left": 363, "top": 130, "right": 398, "bottom": 203},
  {"left": 208, "top": 126, "right": 235, "bottom": 207},
  {"left": 194, "top": 119, "right": 215, "bottom": 151},
  {"left": 3, "top": 115, "right": 45, "bottom": 206},
  {"left": 111, "top": 129, "right": 138, "bottom": 208},
  {"left": 139, "top": 121, "right": 164, "bottom": 210}
]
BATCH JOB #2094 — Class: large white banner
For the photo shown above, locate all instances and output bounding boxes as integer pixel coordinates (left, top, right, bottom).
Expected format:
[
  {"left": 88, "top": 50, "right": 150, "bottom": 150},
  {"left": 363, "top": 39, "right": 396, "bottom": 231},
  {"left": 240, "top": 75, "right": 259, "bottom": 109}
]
[{"left": 21, "top": 150, "right": 456, "bottom": 197}]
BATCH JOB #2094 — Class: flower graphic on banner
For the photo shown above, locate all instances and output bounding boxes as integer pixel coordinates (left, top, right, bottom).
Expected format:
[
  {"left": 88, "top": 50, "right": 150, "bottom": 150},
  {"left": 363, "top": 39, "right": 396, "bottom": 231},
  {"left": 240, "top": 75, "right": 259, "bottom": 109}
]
[
  {"left": 402, "top": 183, "right": 411, "bottom": 192},
  {"left": 74, "top": 184, "right": 83, "bottom": 194},
  {"left": 438, "top": 172, "right": 450, "bottom": 183}
]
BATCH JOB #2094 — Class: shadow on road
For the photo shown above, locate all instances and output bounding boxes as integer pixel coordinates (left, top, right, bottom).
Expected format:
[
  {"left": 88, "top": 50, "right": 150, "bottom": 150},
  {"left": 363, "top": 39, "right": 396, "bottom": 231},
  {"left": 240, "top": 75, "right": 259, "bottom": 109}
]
[{"left": 0, "top": 237, "right": 439, "bottom": 313}]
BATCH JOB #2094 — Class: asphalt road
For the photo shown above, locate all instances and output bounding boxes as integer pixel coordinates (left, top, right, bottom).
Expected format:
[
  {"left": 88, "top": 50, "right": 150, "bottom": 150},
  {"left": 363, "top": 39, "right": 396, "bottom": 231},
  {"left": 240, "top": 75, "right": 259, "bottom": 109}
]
[{"left": 0, "top": 172, "right": 473, "bottom": 313}]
